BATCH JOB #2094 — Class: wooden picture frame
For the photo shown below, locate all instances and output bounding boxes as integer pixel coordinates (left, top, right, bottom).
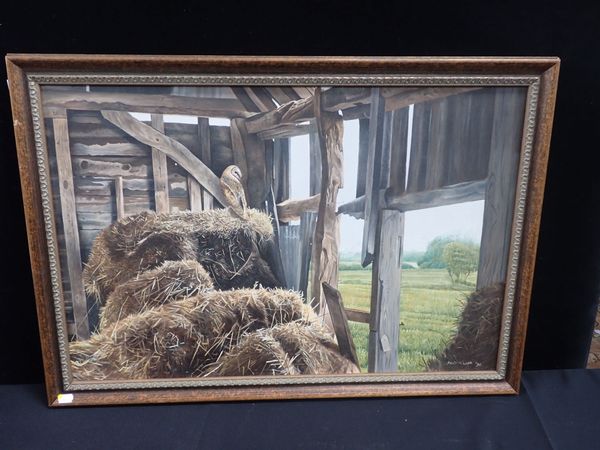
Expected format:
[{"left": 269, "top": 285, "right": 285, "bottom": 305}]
[{"left": 6, "top": 54, "right": 559, "bottom": 406}]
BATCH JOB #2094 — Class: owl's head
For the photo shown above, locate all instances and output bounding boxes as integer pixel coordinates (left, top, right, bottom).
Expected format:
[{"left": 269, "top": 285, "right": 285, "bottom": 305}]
[{"left": 223, "top": 165, "right": 243, "bottom": 182}]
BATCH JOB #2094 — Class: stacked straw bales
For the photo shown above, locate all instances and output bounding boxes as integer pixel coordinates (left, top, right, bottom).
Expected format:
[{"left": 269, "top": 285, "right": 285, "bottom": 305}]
[{"left": 427, "top": 283, "right": 504, "bottom": 371}]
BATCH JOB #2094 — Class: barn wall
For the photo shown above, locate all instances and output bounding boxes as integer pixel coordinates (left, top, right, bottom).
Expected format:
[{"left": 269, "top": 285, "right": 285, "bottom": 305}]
[{"left": 45, "top": 111, "right": 235, "bottom": 335}]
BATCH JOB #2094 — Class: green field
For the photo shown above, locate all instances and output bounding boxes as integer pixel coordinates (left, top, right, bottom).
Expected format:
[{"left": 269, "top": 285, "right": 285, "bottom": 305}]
[{"left": 338, "top": 266, "right": 476, "bottom": 372}]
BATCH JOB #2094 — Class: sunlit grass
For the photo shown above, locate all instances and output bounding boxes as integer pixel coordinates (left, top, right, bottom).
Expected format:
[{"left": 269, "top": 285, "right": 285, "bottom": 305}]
[{"left": 339, "top": 268, "right": 474, "bottom": 372}]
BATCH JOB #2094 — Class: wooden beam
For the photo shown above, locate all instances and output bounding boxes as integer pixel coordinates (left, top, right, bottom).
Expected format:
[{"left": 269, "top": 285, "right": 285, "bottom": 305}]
[
  {"left": 150, "top": 114, "right": 169, "bottom": 213},
  {"left": 310, "top": 88, "right": 343, "bottom": 328},
  {"left": 256, "top": 123, "right": 310, "bottom": 140},
  {"left": 101, "top": 110, "right": 227, "bottom": 206},
  {"left": 244, "top": 87, "right": 277, "bottom": 112},
  {"left": 276, "top": 194, "right": 320, "bottom": 223},
  {"left": 368, "top": 209, "right": 404, "bottom": 372},
  {"left": 230, "top": 118, "right": 250, "bottom": 196},
  {"left": 361, "top": 88, "right": 386, "bottom": 267},
  {"left": 477, "top": 88, "right": 527, "bottom": 289},
  {"left": 384, "top": 87, "right": 480, "bottom": 112},
  {"left": 114, "top": 176, "right": 125, "bottom": 220},
  {"left": 230, "top": 87, "right": 261, "bottom": 113},
  {"left": 386, "top": 179, "right": 486, "bottom": 211},
  {"left": 345, "top": 308, "right": 370, "bottom": 324},
  {"left": 266, "top": 87, "right": 298, "bottom": 105},
  {"left": 322, "top": 282, "right": 360, "bottom": 368},
  {"left": 43, "top": 90, "right": 251, "bottom": 118},
  {"left": 338, "top": 180, "right": 487, "bottom": 218},
  {"left": 53, "top": 117, "right": 90, "bottom": 340},
  {"left": 198, "top": 118, "right": 213, "bottom": 211}
]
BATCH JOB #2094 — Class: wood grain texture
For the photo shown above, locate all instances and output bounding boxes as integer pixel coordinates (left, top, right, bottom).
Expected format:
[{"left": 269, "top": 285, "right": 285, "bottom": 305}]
[
  {"left": 52, "top": 117, "right": 90, "bottom": 340},
  {"left": 345, "top": 308, "right": 370, "bottom": 324},
  {"left": 101, "top": 110, "right": 227, "bottom": 205},
  {"left": 477, "top": 88, "right": 527, "bottom": 289},
  {"left": 368, "top": 210, "right": 404, "bottom": 372},
  {"left": 197, "top": 118, "right": 213, "bottom": 211},
  {"left": 42, "top": 90, "right": 250, "bottom": 118},
  {"left": 322, "top": 283, "right": 360, "bottom": 367},
  {"left": 114, "top": 176, "right": 125, "bottom": 220},
  {"left": 298, "top": 211, "right": 317, "bottom": 300},
  {"left": 149, "top": 114, "right": 169, "bottom": 213},
  {"left": 276, "top": 194, "right": 320, "bottom": 223},
  {"left": 361, "top": 88, "right": 385, "bottom": 266},
  {"left": 310, "top": 88, "right": 343, "bottom": 326}
]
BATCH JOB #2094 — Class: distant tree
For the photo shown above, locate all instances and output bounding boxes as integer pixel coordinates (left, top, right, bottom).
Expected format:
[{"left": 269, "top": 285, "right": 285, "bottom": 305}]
[
  {"left": 418, "top": 236, "right": 454, "bottom": 269},
  {"left": 442, "top": 241, "right": 479, "bottom": 284}
]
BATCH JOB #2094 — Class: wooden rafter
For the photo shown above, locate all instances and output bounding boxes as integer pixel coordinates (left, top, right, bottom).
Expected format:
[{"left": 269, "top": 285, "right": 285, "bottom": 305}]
[
  {"left": 276, "top": 194, "right": 320, "bottom": 223},
  {"left": 42, "top": 90, "right": 251, "bottom": 118},
  {"left": 100, "top": 110, "right": 228, "bottom": 206}
]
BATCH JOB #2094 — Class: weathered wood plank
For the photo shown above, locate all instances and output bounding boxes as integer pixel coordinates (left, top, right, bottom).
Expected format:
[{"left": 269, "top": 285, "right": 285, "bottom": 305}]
[
  {"left": 368, "top": 209, "right": 404, "bottom": 372},
  {"left": 231, "top": 87, "right": 261, "bottom": 113},
  {"left": 53, "top": 117, "right": 90, "bottom": 340},
  {"left": 406, "top": 102, "right": 432, "bottom": 193},
  {"left": 356, "top": 118, "right": 369, "bottom": 197},
  {"left": 345, "top": 308, "right": 370, "bottom": 324},
  {"left": 150, "top": 114, "right": 170, "bottom": 213},
  {"left": 298, "top": 211, "right": 317, "bottom": 300},
  {"left": 43, "top": 90, "right": 251, "bottom": 118},
  {"left": 380, "top": 111, "right": 394, "bottom": 189},
  {"left": 384, "top": 87, "right": 480, "bottom": 112},
  {"left": 71, "top": 156, "right": 151, "bottom": 179},
  {"left": 310, "top": 89, "right": 343, "bottom": 328},
  {"left": 245, "top": 87, "right": 277, "bottom": 112},
  {"left": 477, "top": 88, "right": 527, "bottom": 289},
  {"left": 387, "top": 108, "right": 410, "bottom": 197},
  {"left": 70, "top": 142, "right": 148, "bottom": 157},
  {"left": 230, "top": 118, "right": 268, "bottom": 208},
  {"left": 309, "top": 120, "right": 322, "bottom": 196},
  {"left": 272, "top": 138, "right": 290, "bottom": 204},
  {"left": 322, "top": 283, "right": 360, "bottom": 368},
  {"left": 276, "top": 194, "right": 320, "bottom": 223},
  {"left": 187, "top": 177, "right": 203, "bottom": 212},
  {"left": 101, "top": 110, "right": 227, "bottom": 206},
  {"left": 266, "top": 87, "right": 298, "bottom": 105},
  {"left": 424, "top": 99, "right": 450, "bottom": 190},
  {"left": 339, "top": 180, "right": 487, "bottom": 217},
  {"left": 198, "top": 118, "right": 213, "bottom": 211},
  {"left": 263, "top": 187, "right": 287, "bottom": 287},
  {"left": 256, "top": 124, "right": 311, "bottom": 140},
  {"left": 361, "top": 88, "right": 386, "bottom": 267},
  {"left": 114, "top": 176, "right": 125, "bottom": 220}
]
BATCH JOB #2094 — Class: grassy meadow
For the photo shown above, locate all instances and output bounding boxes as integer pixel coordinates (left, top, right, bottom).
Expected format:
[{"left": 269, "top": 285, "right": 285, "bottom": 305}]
[{"left": 338, "top": 263, "right": 476, "bottom": 372}]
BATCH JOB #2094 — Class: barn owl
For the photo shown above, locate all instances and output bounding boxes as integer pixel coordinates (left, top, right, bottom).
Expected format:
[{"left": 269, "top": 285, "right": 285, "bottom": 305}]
[{"left": 220, "top": 165, "right": 247, "bottom": 219}]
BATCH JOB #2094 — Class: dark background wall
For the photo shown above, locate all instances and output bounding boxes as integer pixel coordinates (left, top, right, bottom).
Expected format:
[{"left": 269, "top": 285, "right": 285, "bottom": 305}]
[{"left": 1, "top": 1, "right": 599, "bottom": 384}]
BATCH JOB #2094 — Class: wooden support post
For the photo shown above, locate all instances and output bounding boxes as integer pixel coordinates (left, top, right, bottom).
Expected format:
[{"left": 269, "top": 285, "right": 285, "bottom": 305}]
[
  {"left": 114, "top": 176, "right": 125, "bottom": 220},
  {"left": 477, "top": 88, "right": 527, "bottom": 289},
  {"left": 309, "top": 120, "right": 322, "bottom": 196},
  {"left": 263, "top": 187, "right": 287, "bottom": 287},
  {"left": 368, "top": 209, "right": 404, "bottom": 372},
  {"left": 310, "top": 89, "right": 343, "bottom": 328},
  {"left": 388, "top": 108, "right": 410, "bottom": 197},
  {"left": 322, "top": 282, "right": 360, "bottom": 368},
  {"left": 150, "top": 114, "right": 169, "bottom": 213},
  {"left": 361, "top": 88, "right": 386, "bottom": 267},
  {"left": 356, "top": 118, "right": 369, "bottom": 197},
  {"left": 198, "top": 117, "right": 213, "bottom": 210},
  {"left": 53, "top": 117, "right": 90, "bottom": 340}
]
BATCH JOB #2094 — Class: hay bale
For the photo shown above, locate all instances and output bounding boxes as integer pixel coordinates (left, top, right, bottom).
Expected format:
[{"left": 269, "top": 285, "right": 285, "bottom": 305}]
[
  {"left": 70, "top": 288, "right": 312, "bottom": 381},
  {"left": 83, "top": 208, "right": 279, "bottom": 306},
  {"left": 98, "top": 260, "right": 214, "bottom": 330},
  {"left": 205, "top": 322, "right": 360, "bottom": 377},
  {"left": 427, "top": 283, "right": 504, "bottom": 371}
]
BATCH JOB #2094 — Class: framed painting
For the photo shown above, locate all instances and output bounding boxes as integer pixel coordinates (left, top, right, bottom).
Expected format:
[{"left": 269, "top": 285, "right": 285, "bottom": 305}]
[{"left": 6, "top": 54, "right": 559, "bottom": 406}]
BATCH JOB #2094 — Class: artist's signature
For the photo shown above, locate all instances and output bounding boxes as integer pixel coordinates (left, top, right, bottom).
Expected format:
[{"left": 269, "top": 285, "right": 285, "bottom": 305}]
[{"left": 446, "top": 361, "right": 483, "bottom": 368}]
